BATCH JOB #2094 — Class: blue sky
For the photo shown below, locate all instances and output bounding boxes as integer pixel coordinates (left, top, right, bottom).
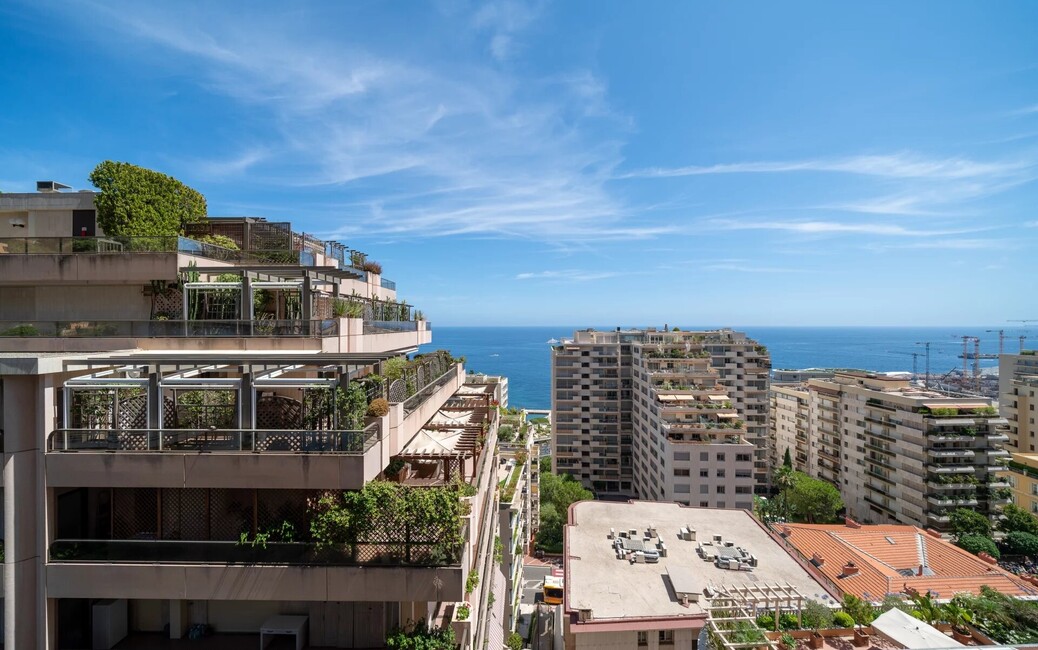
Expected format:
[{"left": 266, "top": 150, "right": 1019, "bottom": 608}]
[{"left": 2, "top": 1, "right": 1037, "bottom": 326}]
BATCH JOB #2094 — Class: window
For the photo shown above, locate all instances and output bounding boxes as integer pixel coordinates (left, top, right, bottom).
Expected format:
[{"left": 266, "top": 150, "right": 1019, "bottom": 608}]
[
  {"left": 675, "top": 484, "right": 690, "bottom": 494},
  {"left": 700, "top": 452, "right": 709, "bottom": 461},
  {"left": 700, "top": 469, "right": 709, "bottom": 477},
  {"left": 674, "top": 468, "right": 690, "bottom": 477},
  {"left": 660, "top": 630, "right": 674, "bottom": 644},
  {"left": 717, "top": 485, "right": 726, "bottom": 493},
  {"left": 700, "top": 501, "right": 709, "bottom": 507},
  {"left": 716, "top": 469, "right": 726, "bottom": 478},
  {"left": 736, "top": 454, "right": 751, "bottom": 462},
  {"left": 700, "top": 485, "right": 709, "bottom": 494},
  {"left": 716, "top": 453, "right": 726, "bottom": 461},
  {"left": 637, "top": 631, "right": 648, "bottom": 645},
  {"left": 674, "top": 451, "right": 690, "bottom": 461}
]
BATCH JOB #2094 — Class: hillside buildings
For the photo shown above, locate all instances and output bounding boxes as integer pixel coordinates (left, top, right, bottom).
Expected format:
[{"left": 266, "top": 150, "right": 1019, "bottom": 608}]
[
  {"left": 768, "top": 371, "right": 1010, "bottom": 533},
  {"left": 0, "top": 186, "right": 510, "bottom": 648},
  {"left": 551, "top": 328, "right": 771, "bottom": 503},
  {"left": 1000, "top": 351, "right": 1038, "bottom": 451}
]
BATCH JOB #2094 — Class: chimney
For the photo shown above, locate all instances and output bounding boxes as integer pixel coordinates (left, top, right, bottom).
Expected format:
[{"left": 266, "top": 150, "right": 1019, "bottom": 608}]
[
  {"left": 780, "top": 526, "right": 792, "bottom": 537},
  {"left": 925, "top": 528, "right": 943, "bottom": 539},
  {"left": 918, "top": 565, "right": 925, "bottom": 576},
  {"left": 841, "top": 561, "right": 859, "bottom": 578},
  {"left": 811, "top": 552, "right": 825, "bottom": 567},
  {"left": 978, "top": 552, "right": 998, "bottom": 566},
  {"left": 844, "top": 517, "right": 861, "bottom": 529}
]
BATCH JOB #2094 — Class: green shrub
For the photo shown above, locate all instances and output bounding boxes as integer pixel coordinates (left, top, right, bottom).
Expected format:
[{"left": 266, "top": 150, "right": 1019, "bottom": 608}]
[
  {"left": 385, "top": 620, "right": 456, "bottom": 650},
  {"left": 506, "top": 632, "right": 523, "bottom": 650},
  {"left": 197, "top": 234, "right": 239, "bottom": 250},
  {"left": 362, "top": 260, "right": 383, "bottom": 274},
  {"left": 466, "top": 569, "right": 479, "bottom": 595},
  {"left": 456, "top": 605, "right": 470, "bottom": 621},
  {"left": 833, "top": 611, "right": 855, "bottom": 628},
  {"left": 1, "top": 324, "right": 40, "bottom": 336},
  {"left": 780, "top": 613, "right": 800, "bottom": 630},
  {"left": 756, "top": 614, "right": 775, "bottom": 630},
  {"left": 956, "top": 534, "right": 1000, "bottom": 559},
  {"left": 1003, "top": 531, "right": 1038, "bottom": 557},
  {"left": 781, "top": 633, "right": 797, "bottom": 650}
]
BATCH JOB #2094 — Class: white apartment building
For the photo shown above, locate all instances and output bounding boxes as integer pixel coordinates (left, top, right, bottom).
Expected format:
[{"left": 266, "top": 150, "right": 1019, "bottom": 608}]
[
  {"left": 769, "top": 382, "right": 813, "bottom": 475},
  {"left": 805, "top": 372, "right": 1010, "bottom": 532},
  {"left": 551, "top": 328, "right": 770, "bottom": 503}
]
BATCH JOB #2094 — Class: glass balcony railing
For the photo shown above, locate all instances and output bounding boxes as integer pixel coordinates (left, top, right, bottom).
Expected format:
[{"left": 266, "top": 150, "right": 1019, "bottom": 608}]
[
  {"left": 49, "top": 538, "right": 462, "bottom": 567},
  {"left": 47, "top": 424, "right": 380, "bottom": 454},
  {"left": 0, "top": 236, "right": 303, "bottom": 265}
]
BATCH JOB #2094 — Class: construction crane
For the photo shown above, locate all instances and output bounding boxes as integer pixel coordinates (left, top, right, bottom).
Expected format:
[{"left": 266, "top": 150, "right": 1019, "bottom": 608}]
[
  {"left": 915, "top": 342, "right": 932, "bottom": 388},
  {"left": 952, "top": 335, "right": 982, "bottom": 393},
  {"left": 888, "top": 351, "right": 921, "bottom": 378},
  {"left": 987, "top": 329, "right": 1005, "bottom": 355}
]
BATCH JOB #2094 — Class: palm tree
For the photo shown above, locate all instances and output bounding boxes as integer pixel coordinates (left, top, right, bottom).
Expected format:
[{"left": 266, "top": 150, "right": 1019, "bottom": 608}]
[{"left": 774, "top": 466, "right": 796, "bottom": 520}]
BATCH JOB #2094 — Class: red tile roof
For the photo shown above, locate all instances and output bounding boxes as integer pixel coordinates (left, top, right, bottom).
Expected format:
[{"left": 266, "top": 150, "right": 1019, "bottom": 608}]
[{"left": 780, "top": 523, "right": 1032, "bottom": 602}]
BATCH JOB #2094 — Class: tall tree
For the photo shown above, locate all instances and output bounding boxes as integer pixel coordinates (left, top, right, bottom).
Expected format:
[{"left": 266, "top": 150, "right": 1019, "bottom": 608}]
[
  {"left": 89, "top": 161, "right": 207, "bottom": 237},
  {"left": 1000, "top": 505, "right": 1038, "bottom": 536},
  {"left": 950, "top": 508, "right": 992, "bottom": 539},
  {"left": 784, "top": 471, "right": 843, "bottom": 523},
  {"left": 783, "top": 447, "right": 793, "bottom": 469}
]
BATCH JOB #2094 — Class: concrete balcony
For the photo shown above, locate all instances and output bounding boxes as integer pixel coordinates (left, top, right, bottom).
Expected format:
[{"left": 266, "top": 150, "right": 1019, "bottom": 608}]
[
  {"left": 46, "top": 540, "right": 466, "bottom": 602},
  {"left": 927, "top": 495, "right": 979, "bottom": 507},
  {"left": 0, "top": 317, "right": 430, "bottom": 353},
  {"left": 45, "top": 424, "right": 387, "bottom": 490}
]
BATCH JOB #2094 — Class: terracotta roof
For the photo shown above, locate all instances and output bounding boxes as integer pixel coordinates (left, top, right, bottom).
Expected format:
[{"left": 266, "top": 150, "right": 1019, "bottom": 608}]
[{"left": 780, "top": 523, "right": 1033, "bottom": 602}]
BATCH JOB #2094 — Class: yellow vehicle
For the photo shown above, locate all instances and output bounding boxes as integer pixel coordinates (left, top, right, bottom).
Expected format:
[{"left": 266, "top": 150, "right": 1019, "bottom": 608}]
[{"left": 542, "top": 575, "right": 564, "bottom": 605}]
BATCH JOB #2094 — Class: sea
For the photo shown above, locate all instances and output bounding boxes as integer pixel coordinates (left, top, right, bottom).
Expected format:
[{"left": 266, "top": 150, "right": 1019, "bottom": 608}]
[{"left": 419, "top": 326, "right": 1022, "bottom": 411}]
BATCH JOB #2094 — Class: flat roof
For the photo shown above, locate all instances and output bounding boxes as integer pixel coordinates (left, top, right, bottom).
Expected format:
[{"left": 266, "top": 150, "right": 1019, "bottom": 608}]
[{"left": 565, "top": 501, "right": 832, "bottom": 624}]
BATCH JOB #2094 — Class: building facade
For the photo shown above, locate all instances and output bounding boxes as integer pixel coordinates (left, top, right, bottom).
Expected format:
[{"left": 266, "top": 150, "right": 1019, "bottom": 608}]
[
  {"left": 769, "top": 382, "right": 814, "bottom": 475},
  {"left": 804, "top": 372, "right": 1010, "bottom": 532},
  {"left": 1000, "top": 351, "right": 1038, "bottom": 451},
  {"left": 0, "top": 188, "right": 504, "bottom": 649},
  {"left": 551, "top": 328, "right": 770, "bottom": 502}
]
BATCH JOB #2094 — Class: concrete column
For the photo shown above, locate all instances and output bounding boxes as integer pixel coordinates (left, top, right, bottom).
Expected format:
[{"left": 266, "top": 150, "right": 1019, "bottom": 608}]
[
  {"left": 169, "top": 599, "right": 188, "bottom": 639},
  {"left": 240, "top": 372, "right": 254, "bottom": 450},
  {"left": 3, "top": 376, "right": 41, "bottom": 650}
]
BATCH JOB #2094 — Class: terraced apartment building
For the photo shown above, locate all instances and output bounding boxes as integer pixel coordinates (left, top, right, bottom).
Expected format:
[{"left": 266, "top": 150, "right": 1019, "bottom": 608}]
[
  {"left": 999, "top": 350, "right": 1038, "bottom": 451},
  {"left": 0, "top": 187, "right": 505, "bottom": 649},
  {"left": 551, "top": 328, "right": 770, "bottom": 503},
  {"left": 804, "top": 372, "right": 1011, "bottom": 532}
]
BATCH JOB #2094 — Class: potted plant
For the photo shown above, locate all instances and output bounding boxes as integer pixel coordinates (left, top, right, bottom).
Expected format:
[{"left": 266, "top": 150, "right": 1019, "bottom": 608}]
[
  {"left": 802, "top": 600, "right": 834, "bottom": 649},
  {"left": 942, "top": 602, "right": 974, "bottom": 644},
  {"left": 385, "top": 457, "right": 407, "bottom": 482},
  {"left": 842, "top": 594, "right": 874, "bottom": 647},
  {"left": 781, "top": 633, "right": 797, "bottom": 650}
]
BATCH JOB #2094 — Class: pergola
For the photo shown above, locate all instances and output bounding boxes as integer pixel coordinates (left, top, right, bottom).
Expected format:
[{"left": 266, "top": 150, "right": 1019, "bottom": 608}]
[
  {"left": 713, "top": 583, "right": 807, "bottom": 632},
  {"left": 704, "top": 585, "right": 799, "bottom": 650}
]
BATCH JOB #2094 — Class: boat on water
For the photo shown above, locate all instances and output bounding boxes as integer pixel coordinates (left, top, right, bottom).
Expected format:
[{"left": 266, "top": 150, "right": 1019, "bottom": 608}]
[{"left": 546, "top": 338, "right": 559, "bottom": 344}]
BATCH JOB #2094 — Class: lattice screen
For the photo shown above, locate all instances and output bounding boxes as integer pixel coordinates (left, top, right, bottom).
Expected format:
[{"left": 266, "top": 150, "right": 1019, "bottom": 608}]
[{"left": 256, "top": 395, "right": 303, "bottom": 429}]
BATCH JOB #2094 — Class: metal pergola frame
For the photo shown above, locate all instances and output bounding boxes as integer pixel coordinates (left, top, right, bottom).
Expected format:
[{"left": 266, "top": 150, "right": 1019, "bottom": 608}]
[{"left": 704, "top": 583, "right": 809, "bottom": 650}]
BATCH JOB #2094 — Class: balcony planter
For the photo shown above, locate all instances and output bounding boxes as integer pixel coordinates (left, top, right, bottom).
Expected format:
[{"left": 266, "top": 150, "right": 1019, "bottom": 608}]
[
  {"left": 852, "top": 629, "right": 870, "bottom": 647},
  {"left": 951, "top": 628, "right": 972, "bottom": 644},
  {"left": 807, "top": 633, "right": 824, "bottom": 649}
]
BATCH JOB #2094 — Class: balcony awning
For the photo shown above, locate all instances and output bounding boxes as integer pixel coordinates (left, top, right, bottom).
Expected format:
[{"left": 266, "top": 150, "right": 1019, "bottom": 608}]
[
  {"left": 718, "top": 412, "right": 739, "bottom": 419},
  {"left": 428, "top": 410, "right": 478, "bottom": 427},
  {"left": 456, "top": 384, "right": 494, "bottom": 395},
  {"left": 400, "top": 428, "right": 478, "bottom": 457},
  {"left": 707, "top": 394, "right": 729, "bottom": 401},
  {"left": 658, "top": 394, "right": 696, "bottom": 402}
]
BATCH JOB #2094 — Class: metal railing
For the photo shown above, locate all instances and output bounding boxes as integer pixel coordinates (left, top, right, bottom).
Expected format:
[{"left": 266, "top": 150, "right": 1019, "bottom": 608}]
[
  {"left": 380, "top": 277, "right": 396, "bottom": 290},
  {"left": 0, "top": 236, "right": 303, "bottom": 265},
  {"left": 0, "top": 319, "right": 338, "bottom": 338},
  {"left": 49, "top": 538, "right": 462, "bottom": 567},
  {"left": 402, "top": 364, "right": 460, "bottom": 414},
  {"left": 48, "top": 423, "right": 380, "bottom": 453}
]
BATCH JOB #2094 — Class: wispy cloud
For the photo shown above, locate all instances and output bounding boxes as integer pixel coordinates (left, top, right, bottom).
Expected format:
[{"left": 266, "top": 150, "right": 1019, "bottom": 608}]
[
  {"left": 65, "top": 1, "right": 639, "bottom": 242},
  {"left": 516, "top": 269, "right": 625, "bottom": 282},
  {"left": 471, "top": 0, "right": 543, "bottom": 61},
  {"left": 865, "top": 238, "right": 1017, "bottom": 252},
  {"left": 706, "top": 219, "right": 983, "bottom": 237},
  {"left": 619, "top": 152, "right": 1030, "bottom": 181},
  {"left": 701, "top": 262, "right": 804, "bottom": 273}
]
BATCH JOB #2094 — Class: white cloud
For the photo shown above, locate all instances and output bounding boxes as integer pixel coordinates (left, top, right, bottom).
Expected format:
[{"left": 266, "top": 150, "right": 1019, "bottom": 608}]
[
  {"left": 62, "top": 1, "right": 645, "bottom": 243},
  {"left": 707, "top": 219, "right": 982, "bottom": 237},
  {"left": 516, "top": 269, "right": 625, "bottom": 282},
  {"left": 619, "top": 152, "right": 1030, "bottom": 181},
  {"left": 868, "top": 238, "right": 1016, "bottom": 251}
]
